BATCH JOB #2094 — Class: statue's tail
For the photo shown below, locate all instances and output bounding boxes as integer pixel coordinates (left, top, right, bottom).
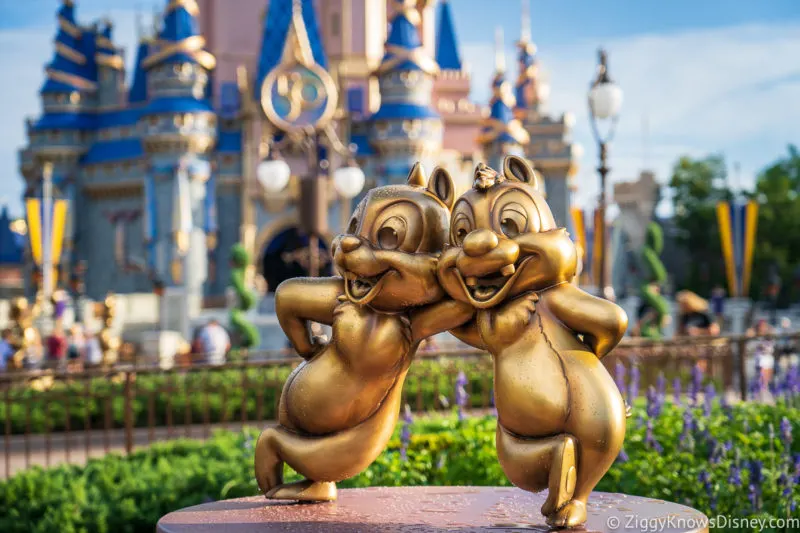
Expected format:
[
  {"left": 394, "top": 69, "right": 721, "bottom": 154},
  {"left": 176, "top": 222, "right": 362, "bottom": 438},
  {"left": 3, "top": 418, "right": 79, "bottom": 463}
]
[
  {"left": 255, "top": 373, "right": 406, "bottom": 490},
  {"left": 230, "top": 308, "right": 260, "bottom": 348}
]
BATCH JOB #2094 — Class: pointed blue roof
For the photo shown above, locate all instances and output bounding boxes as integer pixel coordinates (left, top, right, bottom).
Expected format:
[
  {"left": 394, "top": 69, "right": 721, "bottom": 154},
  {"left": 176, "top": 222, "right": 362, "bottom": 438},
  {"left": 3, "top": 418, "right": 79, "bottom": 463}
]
[
  {"left": 377, "top": 1, "right": 438, "bottom": 74},
  {"left": 41, "top": 1, "right": 97, "bottom": 94},
  {"left": 435, "top": 1, "right": 462, "bottom": 71},
  {"left": 82, "top": 138, "right": 144, "bottom": 165},
  {"left": 478, "top": 71, "right": 529, "bottom": 146},
  {"left": 0, "top": 208, "right": 23, "bottom": 265},
  {"left": 143, "top": 0, "right": 215, "bottom": 70},
  {"left": 515, "top": 41, "right": 537, "bottom": 111},
  {"left": 255, "top": 0, "right": 327, "bottom": 99},
  {"left": 129, "top": 41, "right": 150, "bottom": 104}
]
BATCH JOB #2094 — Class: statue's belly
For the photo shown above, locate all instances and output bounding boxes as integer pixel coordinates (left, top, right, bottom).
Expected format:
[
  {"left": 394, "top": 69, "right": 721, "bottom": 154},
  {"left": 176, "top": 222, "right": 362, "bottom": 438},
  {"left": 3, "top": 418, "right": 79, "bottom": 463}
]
[
  {"left": 494, "top": 342, "right": 569, "bottom": 437},
  {"left": 281, "top": 348, "right": 398, "bottom": 435}
]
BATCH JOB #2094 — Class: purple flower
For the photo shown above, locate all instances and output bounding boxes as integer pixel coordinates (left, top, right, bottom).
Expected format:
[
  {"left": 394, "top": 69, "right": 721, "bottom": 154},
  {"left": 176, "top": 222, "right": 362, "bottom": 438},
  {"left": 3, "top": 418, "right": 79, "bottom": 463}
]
[
  {"left": 628, "top": 365, "right": 640, "bottom": 401},
  {"left": 646, "top": 386, "right": 660, "bottom": 418},
  {"left": 781, "top": 417, "right": 793, "bottom": 449},
  {"left": 704, "top": 383, "right": 716, "bottom": 417},
  {"left": 617, "top": 447, "right": 629, "bottom": 463},
  {"left": 728, "top": 463, "right": 742, "bottom": 486},
  {"left": 680, "top": 409, "right": 695, "bottom": 451},
  {"left": 657, "top": 373, "right": 667, "bottom": 401},
  {"left": 645, "top": 419, "right": 663, "bottom": 453},
  {"left": 614, "top": 361, "right": 626, "bottom": 396},
  {"left": 698, "top": 470, "right": 715, "bottom": 510},
  {"left": 400, "top": 404, "right": 412, "bottom": 461},
  {"left": 748, "top": 484, "right": 759, "bottom": 512},
  {"left": 673, "top": 377, "right": 682, "bottom": 406},
  {"left": 455, "top": 371, "right": 469, "bottom": 421}
]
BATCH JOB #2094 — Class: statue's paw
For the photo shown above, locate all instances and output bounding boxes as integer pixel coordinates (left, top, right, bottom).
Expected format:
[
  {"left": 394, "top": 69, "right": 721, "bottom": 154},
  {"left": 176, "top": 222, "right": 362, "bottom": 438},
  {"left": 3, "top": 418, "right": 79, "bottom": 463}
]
[
  {"left": 545, "top": 499, "right": 586, "bottom": 529},
  {"left": 265, "top": 479, "right": 337, "bottom": 502}
]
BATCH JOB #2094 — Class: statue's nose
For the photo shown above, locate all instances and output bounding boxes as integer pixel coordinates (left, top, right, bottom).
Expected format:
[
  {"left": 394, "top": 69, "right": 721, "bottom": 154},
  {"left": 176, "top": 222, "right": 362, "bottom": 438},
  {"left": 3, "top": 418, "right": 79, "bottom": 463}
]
[
  {"left": 339, "top": 235, "right": 362, "bottom": 253},
  {"left": 463, "top": 229, "right": 499, "bottom": 257}
]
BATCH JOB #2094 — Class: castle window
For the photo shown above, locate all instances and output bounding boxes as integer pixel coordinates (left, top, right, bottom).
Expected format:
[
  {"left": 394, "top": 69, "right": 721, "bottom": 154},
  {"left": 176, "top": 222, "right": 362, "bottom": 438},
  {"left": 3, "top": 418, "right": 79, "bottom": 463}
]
[
  {"left": 183, "top": 114, "right": 194, "bottom": 128},
  {"left": 223, "top": 155, "right": 235, "bottom": 165},
  {"left": 208, "top": 115, "right": 216, "bottom": 128},
  {"left": 100, "top": 129, "right": 111, "bottom": 140},
  {"left": 70, "top": 92, "right": 80, "bottom": 104},
  {"left": 149, "top": 115, "right": 159, "bottom": 127},
  {"left": 181, "top": 63, "right": 193, "bottom": 78},
  {"left": 56, "top": 94, "right": 67, "bottom": 104},
  {"left": 173, "top": 64, "right": 181, "bottom": 75},
  {"left": 174, "top": 115, "right": 183, "bottom": 128}
]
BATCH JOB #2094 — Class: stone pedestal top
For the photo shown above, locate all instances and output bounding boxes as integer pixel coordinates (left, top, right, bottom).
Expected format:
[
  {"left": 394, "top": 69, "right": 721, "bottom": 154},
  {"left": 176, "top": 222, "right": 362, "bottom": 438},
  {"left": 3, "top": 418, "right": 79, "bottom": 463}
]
[{"left": 157, "top": 486, "right": 708, "bottom": 532}]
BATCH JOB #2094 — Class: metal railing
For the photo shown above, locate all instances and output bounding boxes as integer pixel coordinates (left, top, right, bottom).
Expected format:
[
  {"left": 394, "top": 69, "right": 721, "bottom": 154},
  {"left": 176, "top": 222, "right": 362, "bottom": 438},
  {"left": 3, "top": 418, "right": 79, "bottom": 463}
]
[{"left": 1, "top": 333, "right": 798, "bottom": 479}]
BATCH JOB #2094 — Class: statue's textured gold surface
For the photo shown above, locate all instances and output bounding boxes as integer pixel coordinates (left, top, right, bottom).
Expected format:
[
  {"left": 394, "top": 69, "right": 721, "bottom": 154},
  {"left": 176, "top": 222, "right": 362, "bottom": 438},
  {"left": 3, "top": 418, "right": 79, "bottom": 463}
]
[
  {"left": 254, "top": 164, "right": 473, "bottom": 502},
  {"left": 437, "top": 156, "right": 629, "bottom": 528}
]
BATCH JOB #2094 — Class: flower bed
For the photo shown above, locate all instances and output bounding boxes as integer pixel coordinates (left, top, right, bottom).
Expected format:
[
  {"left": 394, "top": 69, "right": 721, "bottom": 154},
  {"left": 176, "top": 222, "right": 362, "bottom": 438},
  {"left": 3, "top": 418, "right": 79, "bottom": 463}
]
[{"left": 1, "top": 397, "right": 798, "bottom": 533}]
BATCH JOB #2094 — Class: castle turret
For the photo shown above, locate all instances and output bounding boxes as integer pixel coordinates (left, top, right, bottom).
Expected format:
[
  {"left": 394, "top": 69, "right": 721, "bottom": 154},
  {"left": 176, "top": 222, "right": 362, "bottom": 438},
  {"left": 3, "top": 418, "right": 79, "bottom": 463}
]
[
  {"left": 370, "top": 0, "right": 441, "bottom": 184},
  {"left": 477, "top": 28, "right": 529, "bottom": 170},
  {"left": 513, "top": 1, "right": 579, "bottom": 227},
  {"left": 94, "top": 21, "right": 125, "bottom": 108},
  {"left": 139, "top": 0, "right": 218, "bottom": 298}
]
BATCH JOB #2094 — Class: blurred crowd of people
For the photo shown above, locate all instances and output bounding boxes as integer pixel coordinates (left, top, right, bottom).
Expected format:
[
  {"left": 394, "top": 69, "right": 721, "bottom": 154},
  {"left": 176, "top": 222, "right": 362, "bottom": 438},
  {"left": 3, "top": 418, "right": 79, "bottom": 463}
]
[{"left": 0, "top": 324, "right": 105, "bottom": 372}]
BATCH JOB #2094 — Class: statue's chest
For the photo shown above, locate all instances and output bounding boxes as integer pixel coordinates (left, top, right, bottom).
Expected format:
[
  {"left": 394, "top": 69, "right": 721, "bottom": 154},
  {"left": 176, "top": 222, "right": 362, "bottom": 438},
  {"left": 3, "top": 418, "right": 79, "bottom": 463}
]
[
  {"left": 476, "top": 294, "right": 540, "bottom": 351},
  {"left": 331, "top": 302, "right": 412, "bottom": 373}
]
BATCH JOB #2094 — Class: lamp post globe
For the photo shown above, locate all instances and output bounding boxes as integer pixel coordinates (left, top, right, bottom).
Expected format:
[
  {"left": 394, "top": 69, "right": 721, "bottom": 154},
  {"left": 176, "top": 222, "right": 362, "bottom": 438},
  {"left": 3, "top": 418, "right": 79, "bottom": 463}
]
[
  {"left": 333, "top": 165, "right": 366, "bottom": 199},
  {"left": 257, "top": 158, "right": 291, "bottom": 193},
  {"left": 589, "top": 81, "right": 623, "bottom": 121}
]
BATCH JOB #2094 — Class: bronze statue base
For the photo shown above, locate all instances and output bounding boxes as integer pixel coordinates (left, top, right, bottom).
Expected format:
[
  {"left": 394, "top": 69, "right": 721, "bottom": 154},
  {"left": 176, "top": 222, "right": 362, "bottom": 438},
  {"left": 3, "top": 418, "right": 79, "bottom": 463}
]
[{"left": 157, "top": 486, "right": 709, "bottom": 532}]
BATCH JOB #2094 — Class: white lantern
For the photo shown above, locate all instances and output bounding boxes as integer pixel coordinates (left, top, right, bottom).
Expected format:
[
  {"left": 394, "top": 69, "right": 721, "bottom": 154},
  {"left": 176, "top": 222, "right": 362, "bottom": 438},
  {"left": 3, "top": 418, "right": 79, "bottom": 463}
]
[
  {"left": 257, "top": 158, "right": 291, "bottom": 193},
  {"left": 588, "top": 81, "right": 623, "bottom": 120},
  {"left": 333, "top": 165, "right": 366, "bottom": 199}
]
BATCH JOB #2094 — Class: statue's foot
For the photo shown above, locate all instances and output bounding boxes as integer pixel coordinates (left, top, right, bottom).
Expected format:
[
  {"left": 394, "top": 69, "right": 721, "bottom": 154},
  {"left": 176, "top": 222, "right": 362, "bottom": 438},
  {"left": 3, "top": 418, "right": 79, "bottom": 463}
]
[
  {"left": 265, "top": 479, "right": 337, "bottom": 502},
  {"left": 545, "top": 499, "right": 587, "bottom": 529},
  {"left": 540, "top": 437, "right": 577, "bottom": 517}
]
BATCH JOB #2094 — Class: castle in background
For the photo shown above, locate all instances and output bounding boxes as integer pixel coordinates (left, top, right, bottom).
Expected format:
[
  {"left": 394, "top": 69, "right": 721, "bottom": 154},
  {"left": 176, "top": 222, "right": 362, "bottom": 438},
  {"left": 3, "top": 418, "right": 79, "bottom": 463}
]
[{"left": 19, "top": 0, "right": 579, "bottom": 305}]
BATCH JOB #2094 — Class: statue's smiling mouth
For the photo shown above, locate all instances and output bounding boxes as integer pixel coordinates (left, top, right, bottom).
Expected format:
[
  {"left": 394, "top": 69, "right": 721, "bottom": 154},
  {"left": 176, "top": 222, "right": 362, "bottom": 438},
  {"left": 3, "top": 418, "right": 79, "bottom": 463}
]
[
  {"left": 343, "top": 271, "right": 391, "bottom": 304},
  {"left": 454, "top": 256, "right": 532, "bottom": 308}
]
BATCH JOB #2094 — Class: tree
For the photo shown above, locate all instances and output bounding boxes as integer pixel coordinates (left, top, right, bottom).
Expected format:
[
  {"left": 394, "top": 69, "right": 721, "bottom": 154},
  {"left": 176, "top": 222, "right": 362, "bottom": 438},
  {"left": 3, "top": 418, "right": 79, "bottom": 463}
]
[
  {"left": 668, "top": 155, "right": 732, "bottom": 296},
  {"left": 750, "top": 145, "right": 800, "bottom": 304}
]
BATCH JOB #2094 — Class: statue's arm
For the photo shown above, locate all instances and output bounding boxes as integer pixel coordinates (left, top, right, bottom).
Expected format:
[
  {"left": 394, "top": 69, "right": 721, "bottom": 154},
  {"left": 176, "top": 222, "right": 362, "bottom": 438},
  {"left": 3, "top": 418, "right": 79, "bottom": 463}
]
[
  {"left": 546, "top": 283, "right": 628, "bottom": 358},
  {"left": 448, "top": 320, "right": 486, "bottom": 350},
  {"left": 410, "top": 299, "right": 475, "bottom": 343},
  {"left": 275, "top": 277, "right": 343, "bottom": 359}
]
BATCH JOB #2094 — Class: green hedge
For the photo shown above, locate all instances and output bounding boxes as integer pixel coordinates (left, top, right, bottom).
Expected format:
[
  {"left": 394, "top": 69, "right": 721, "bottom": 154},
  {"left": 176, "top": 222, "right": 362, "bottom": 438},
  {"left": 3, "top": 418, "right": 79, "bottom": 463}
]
[
  {"left": 0, "top": 357, "right": 494, "bottom": 435},
  {"left": 1, "top": 401, "right": 798, "bottom": 533}
]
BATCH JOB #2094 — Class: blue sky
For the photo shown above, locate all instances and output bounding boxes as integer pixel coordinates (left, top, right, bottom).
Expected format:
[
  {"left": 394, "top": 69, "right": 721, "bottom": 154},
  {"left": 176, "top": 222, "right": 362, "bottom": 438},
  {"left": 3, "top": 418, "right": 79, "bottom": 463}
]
[{"left": 1, "top": 0, "right": 799, "bottom": 217}]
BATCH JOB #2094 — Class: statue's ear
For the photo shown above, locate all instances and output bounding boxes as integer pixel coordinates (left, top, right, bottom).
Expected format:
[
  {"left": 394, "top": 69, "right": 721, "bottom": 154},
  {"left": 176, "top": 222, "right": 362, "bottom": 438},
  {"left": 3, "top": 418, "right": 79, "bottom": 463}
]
[
  {"left": 504, "top": 155, "right": 539, "bottom": 190},
  {"left": 407, "top": 162, "right": 427, "bottom": 187},
  {"left": 427, "top": 167, "right": 456, "bottom": 210}
]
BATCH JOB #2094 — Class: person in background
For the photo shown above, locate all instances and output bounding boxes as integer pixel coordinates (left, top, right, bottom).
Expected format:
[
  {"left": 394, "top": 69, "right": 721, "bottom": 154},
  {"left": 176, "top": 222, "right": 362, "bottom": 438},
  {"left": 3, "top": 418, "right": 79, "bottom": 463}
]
[
  {"left": 197, "top": 319, "right": 231, "bottom": 365},
  {"left": 749, "top": 319, "right": 776, "bottom": 395},
  {"left": 0, "top": 329, "right": 13, "bottom": 372},
  {"left": 709, "top": 285, "right": 726, "bottom": 331},
  {"left": 46, "top": 326, "right": 68, "bottom": 370},
  {"left": 676, "top": 290, "right": 720, "bottom": 337},
  {"left": 85, "top": 331, "right": 103, "bottom": 368},
  {"left": 67, "top": 324, "right": 85, "bottom": 371}
]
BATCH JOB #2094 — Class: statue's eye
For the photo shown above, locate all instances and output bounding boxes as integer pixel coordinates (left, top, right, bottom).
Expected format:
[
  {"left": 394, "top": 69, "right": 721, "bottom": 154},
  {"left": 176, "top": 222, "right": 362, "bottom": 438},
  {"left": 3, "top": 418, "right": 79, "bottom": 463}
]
[
  {"left": 498, "top": 204, "right": 527, "bottom": 238},
  {"left": 452, "top": 215, "right": 472, "bottom": 245},
  {"left": 377, "top": 216, "right": 406, "bottom": 250}
]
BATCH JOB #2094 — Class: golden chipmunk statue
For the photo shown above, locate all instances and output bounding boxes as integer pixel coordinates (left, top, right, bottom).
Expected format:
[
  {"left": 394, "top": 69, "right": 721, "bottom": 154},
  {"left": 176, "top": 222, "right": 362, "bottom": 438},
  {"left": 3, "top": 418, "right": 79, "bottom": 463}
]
[
  {"left": 437, "top": 156, "right": 628, "bottom": 528},
  {"left": 254, "top": 164, "right": 473, "bottom": 501}
]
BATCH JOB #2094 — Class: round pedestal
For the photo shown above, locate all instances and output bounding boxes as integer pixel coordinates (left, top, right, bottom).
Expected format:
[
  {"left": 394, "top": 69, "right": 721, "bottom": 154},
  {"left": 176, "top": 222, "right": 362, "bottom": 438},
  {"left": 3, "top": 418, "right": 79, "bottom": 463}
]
[{"left": 157, "top": 486, "right": 708, "bottom": 532}]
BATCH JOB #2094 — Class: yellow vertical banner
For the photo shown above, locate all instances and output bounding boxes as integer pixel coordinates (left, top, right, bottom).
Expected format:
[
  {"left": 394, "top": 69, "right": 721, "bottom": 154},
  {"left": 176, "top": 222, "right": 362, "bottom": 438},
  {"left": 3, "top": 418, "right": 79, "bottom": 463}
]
[
  {"left": 741, "top": 200, "right": 759, "bottom": 297},
  {"left": 570, "top": 207, "right": 587, "bottom": 284},
  {"left": 592, "top": 209, "right": 604, "bottom": 288},
  {"left": 716, "top": 202, "right": 737, "bottom": 297},
  {"left": 25, "top": 198, "right": 43, "bottom": 266},
  {"left": 51, "top": 200, "right": 69, "bottom": 264}
]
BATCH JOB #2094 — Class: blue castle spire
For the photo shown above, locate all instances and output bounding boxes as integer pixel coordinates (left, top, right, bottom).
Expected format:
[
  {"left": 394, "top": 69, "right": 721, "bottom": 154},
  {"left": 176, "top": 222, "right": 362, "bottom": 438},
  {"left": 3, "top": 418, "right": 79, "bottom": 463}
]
[
  {"left": 41, "top": 0, "right": 96, "bottom": 95},
  {"left": 514, "top": 1, "right": 541, "bottom": 116},
  {"left": 435, "top": 0, "right": 462, "bottom": 71},
  {"left": 255, "top": 0, "right": 327, "bottom": 99},
  {"left": 370, "top": 0, "right": 441, "bottom": 184},
  {"left": 143, "top": 0, "right": 215, "bottom": 72},
  {"left": 478, "top": 27, "right": 529, "bottom": 169},
  {"left": 129, "top": 41, "right": 150, "bottom": 104}
]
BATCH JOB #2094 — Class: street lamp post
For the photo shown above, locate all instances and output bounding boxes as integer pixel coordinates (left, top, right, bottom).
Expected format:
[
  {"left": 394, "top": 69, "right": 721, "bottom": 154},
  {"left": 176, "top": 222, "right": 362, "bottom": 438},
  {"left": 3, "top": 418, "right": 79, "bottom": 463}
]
[{"left": 588, "top": 49, "right": 623, "bottom": 297}]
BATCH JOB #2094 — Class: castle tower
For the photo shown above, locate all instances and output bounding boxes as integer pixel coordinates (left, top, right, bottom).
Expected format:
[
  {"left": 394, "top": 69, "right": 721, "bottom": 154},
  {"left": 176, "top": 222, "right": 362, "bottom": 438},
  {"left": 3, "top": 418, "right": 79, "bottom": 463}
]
[
  {"left": 514, "top": 1, "right": 579, "bottom": 227},
  {"left": 478, "top": 28, "right": 529, "bottom": 171},
  {"left": 94, "top": 21, "right": 125, "bottom": 108},
  {"left": 139, "top": 0, "right": 218, "bottom": 297},
  {"left": 370, "top": 0, "right": 441, "bottom": 185}
]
